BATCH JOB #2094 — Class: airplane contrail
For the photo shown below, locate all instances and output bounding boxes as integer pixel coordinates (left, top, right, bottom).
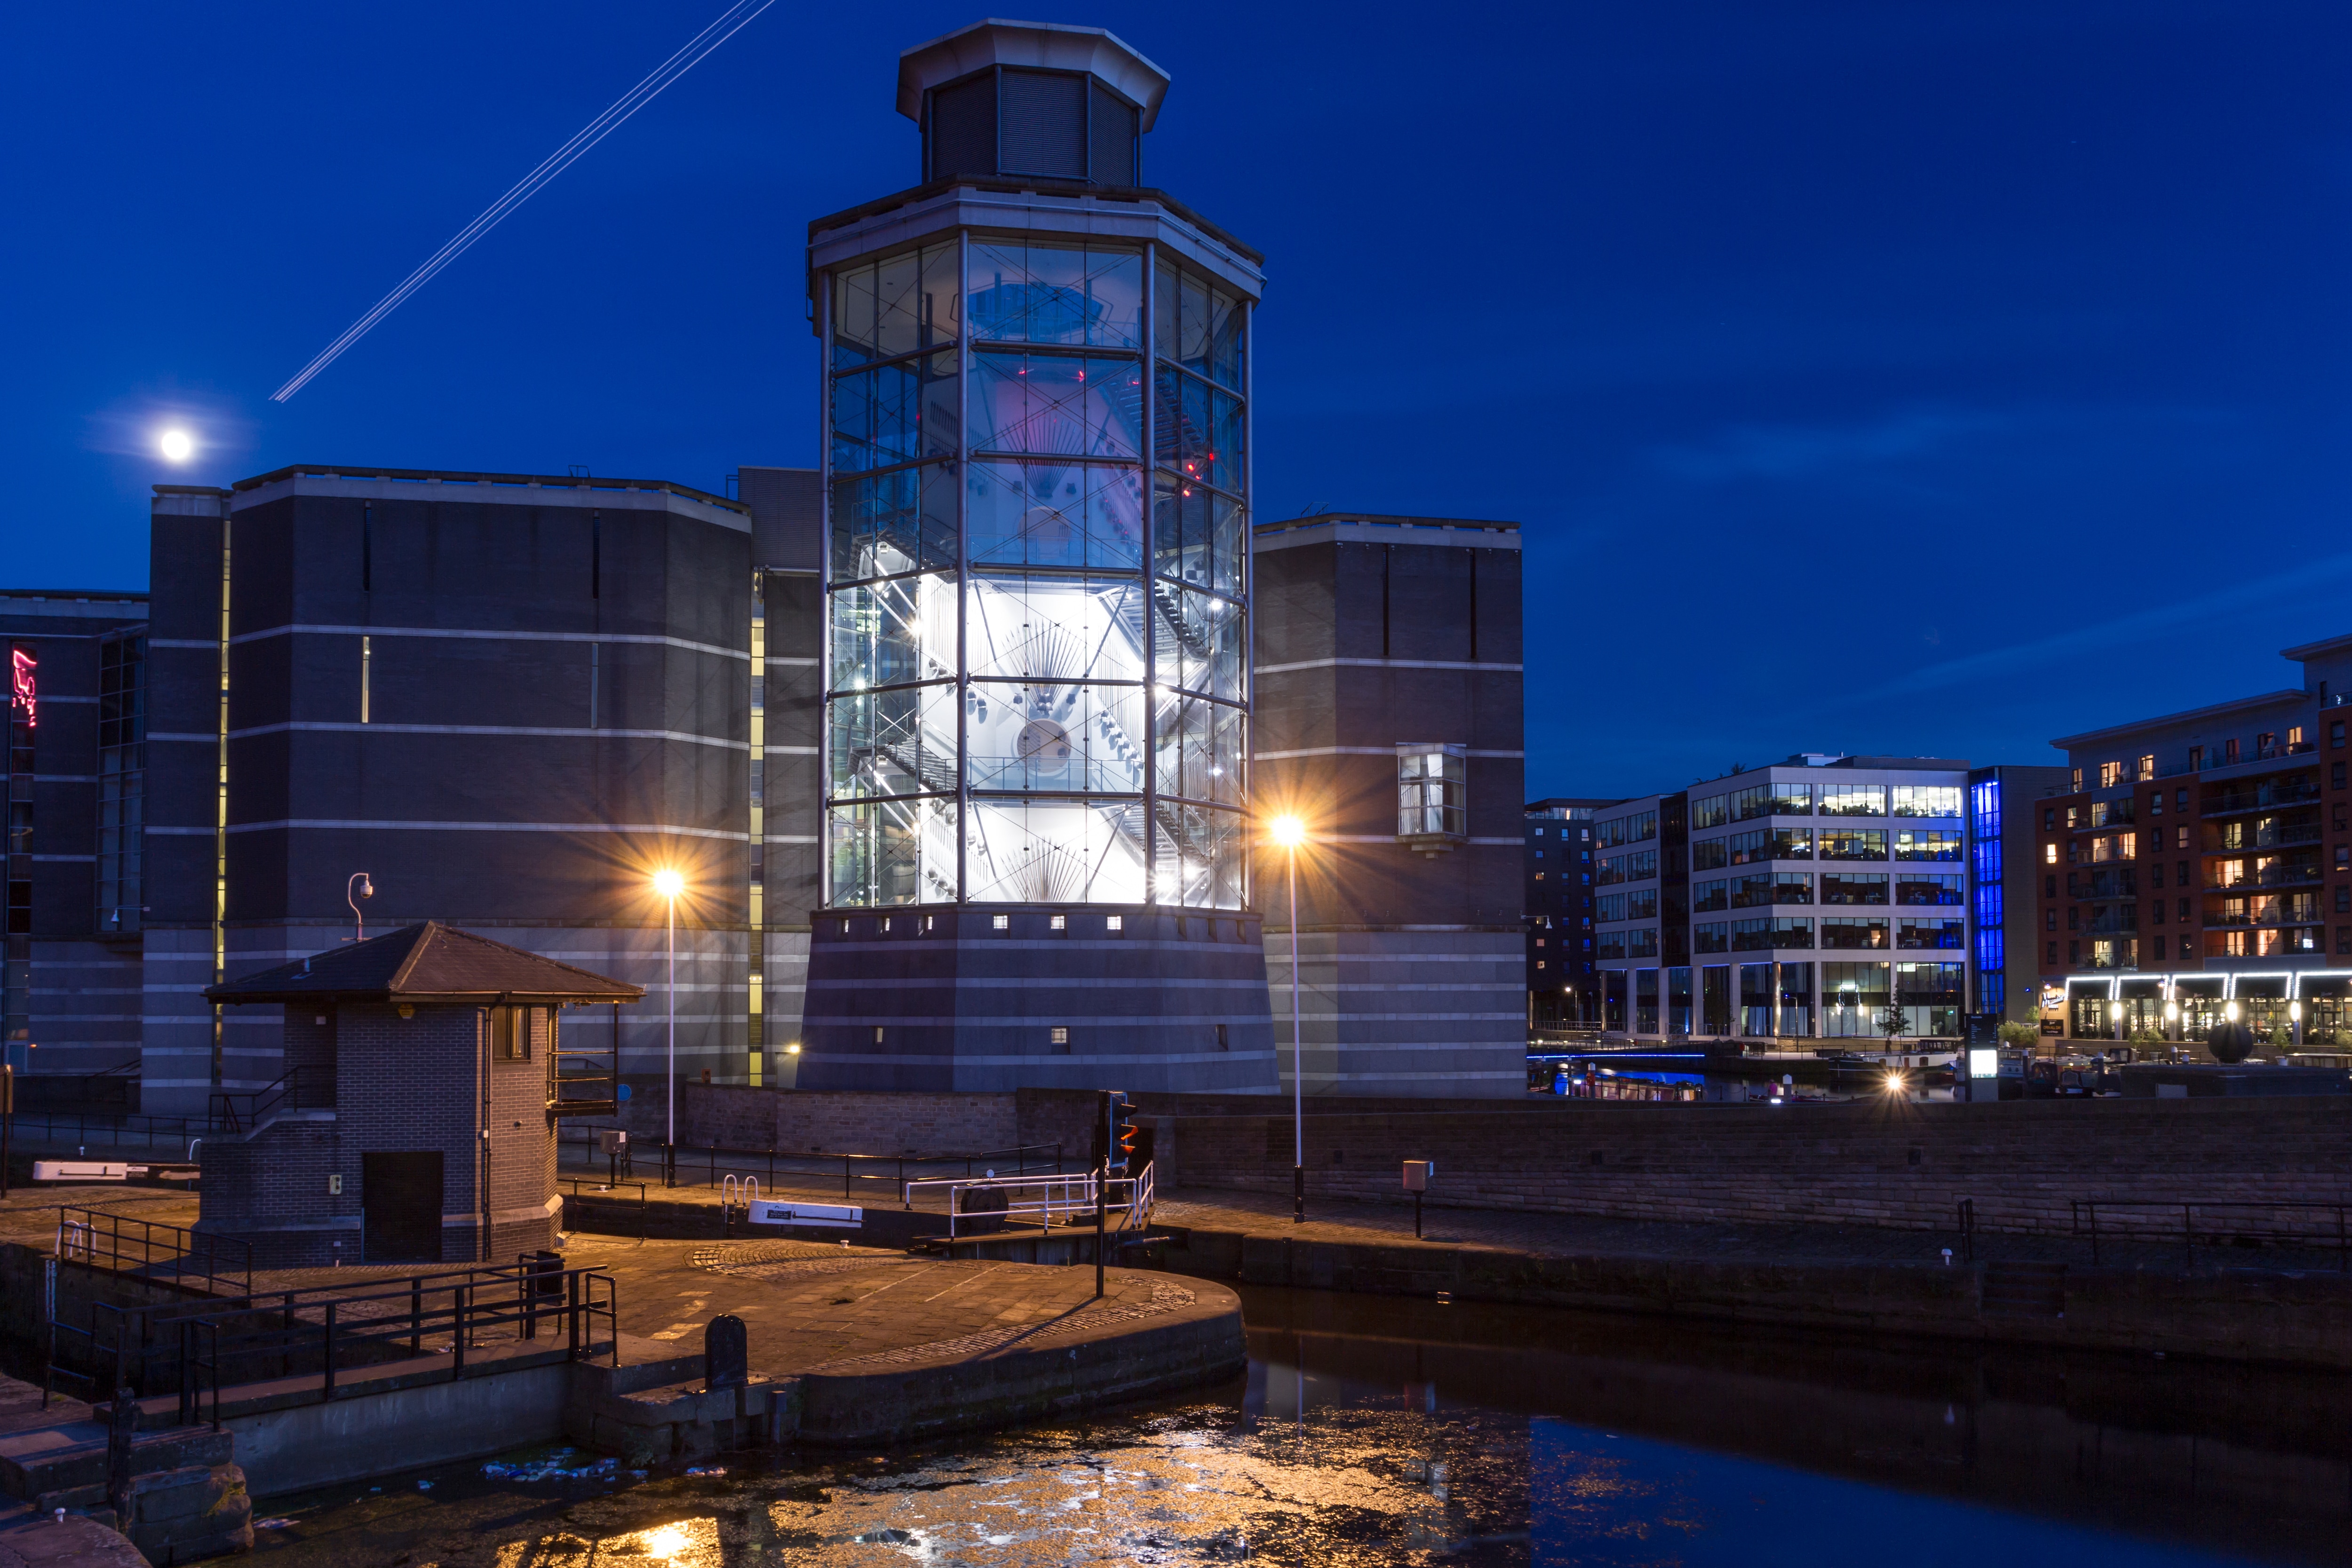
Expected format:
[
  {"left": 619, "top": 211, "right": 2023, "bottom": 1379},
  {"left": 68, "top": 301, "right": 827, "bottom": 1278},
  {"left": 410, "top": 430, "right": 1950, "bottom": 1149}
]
[{"left": 271, "top": 0, "right": 778, "bottom": 402}]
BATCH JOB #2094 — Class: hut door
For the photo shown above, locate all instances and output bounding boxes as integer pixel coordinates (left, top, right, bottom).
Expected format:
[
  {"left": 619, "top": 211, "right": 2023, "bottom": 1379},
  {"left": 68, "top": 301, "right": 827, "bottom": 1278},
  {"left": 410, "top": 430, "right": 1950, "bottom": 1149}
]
[{"left": 363, "top": 1151, "right": 444, "bottom": 1263}]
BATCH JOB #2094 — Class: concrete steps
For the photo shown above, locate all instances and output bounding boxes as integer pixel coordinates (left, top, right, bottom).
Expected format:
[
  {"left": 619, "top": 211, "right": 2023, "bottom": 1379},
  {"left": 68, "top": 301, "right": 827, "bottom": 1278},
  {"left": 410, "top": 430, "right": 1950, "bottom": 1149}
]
[{"left": 0, "top": 1419, "right": 234, "bottom": 1512}]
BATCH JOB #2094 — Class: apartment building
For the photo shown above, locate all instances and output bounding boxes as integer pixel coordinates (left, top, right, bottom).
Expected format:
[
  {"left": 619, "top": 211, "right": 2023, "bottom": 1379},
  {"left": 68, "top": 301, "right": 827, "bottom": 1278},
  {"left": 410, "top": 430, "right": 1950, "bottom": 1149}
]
[
  {"left": 2039, "top": 633, "right": 2352, "bottom": 1043},
  {"left": 1526, "top": 797, "right": 1613, "bottom": 1029}
]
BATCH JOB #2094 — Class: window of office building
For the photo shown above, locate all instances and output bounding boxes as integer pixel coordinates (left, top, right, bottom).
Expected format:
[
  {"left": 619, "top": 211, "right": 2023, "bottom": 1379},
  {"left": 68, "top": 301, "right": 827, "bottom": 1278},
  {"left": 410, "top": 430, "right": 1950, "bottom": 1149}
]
[
  {"left": 1626, "top": 926, "right": 1660, "bottom": 959},
  {"left": 1897, "top": 873, "right": 1963, "bottom": 905},
  {"left": 1694, "top": 879, "right": 1730, "bottom": 913},
  {"left": 1771, "top": 869, "right": 1813, "bottom": 904},
  {"left": 1691, "top": 794, "right": 1729, "bottom": 829},
  {"left": 1894, "top": 829, "right": 1963, "bottom": 862},
  {"left": 1821, "top": 961, "right": 1891, "bottom": 1037},
  {"left": 1897, "top": 916, "right": 1965, "bottom": 950},
  {"left": 1890, "top": 785, "right": 1962, "bottom": 818},
  {"left": 1692, "top": 837, "right": 1729, "bottom": 871},
  {"left": 1819, "top": 872, "right": 1889, "bottom": 905},
  {"left": 1694, "top": 921, "right": 1728, "bottom": 954},
  {"left": 1820, "top": 916, "right": 1890, "bottom": 950},
  {"left": 1769, "top": 782, "right": 1814, "bottom": 816},
  {"left": 1817, "top": 784, "right": 1885, "bottom": 817},
  {"left": 1732, "top": 915, "right": 1812, "bottom": 951},
  {"left": 1819, "top": 828, "right": 1888, "bottom": 861}
]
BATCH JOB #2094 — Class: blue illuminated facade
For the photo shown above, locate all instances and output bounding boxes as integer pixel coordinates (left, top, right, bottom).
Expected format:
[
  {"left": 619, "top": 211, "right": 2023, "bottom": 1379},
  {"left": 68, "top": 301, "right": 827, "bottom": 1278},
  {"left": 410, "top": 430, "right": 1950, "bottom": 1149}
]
[{"left": 1970, "top": 774, "right": 2005, "bottom": 1019}]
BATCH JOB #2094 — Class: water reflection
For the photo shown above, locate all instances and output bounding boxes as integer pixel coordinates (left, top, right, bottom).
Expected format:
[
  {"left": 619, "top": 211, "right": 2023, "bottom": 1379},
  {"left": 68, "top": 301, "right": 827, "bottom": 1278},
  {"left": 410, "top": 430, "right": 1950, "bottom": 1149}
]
[{"left": 251, "top": 1284, "right": 2346, "bottom": 1567}]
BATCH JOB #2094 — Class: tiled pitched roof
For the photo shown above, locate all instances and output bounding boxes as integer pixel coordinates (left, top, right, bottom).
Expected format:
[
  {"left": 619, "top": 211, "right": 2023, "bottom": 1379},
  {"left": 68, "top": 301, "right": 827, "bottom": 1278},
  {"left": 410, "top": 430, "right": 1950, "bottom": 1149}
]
[{"left": 206, "top": 922, "right": 643, "bottom": 1005}]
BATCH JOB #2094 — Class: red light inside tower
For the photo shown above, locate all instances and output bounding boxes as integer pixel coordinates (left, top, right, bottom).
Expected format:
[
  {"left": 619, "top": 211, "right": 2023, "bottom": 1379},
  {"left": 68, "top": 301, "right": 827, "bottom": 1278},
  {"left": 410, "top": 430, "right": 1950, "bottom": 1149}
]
[{"left": 10, "top": 649, "right": 34, "bottom": 729}]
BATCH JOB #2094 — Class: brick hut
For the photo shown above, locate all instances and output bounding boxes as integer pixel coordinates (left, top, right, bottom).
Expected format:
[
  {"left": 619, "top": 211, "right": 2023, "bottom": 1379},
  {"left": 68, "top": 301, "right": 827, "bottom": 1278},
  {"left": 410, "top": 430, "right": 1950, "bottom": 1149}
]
[{"left": 199, "top": 922, "right": 642, "bottom": 1267}]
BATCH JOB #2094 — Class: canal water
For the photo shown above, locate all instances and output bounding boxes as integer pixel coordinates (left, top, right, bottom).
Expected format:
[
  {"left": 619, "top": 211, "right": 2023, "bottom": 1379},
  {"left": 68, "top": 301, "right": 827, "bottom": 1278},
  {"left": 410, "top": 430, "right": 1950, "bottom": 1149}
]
[{"left": 249, "top": 1283, "right": 2352, "bottom": 1566}]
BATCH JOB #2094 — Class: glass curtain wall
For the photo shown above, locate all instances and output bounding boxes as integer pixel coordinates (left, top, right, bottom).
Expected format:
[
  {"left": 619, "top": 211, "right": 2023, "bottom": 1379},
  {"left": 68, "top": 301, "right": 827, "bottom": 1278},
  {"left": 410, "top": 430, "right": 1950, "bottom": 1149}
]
[{"left": 823, "top": 235, "right": 1249, "bottom": 908}]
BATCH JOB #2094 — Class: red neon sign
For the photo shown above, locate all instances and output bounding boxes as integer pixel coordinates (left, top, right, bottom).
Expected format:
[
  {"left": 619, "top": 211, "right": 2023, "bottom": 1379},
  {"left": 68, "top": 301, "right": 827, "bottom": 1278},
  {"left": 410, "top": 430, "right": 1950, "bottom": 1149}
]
[{"left": 10, "top": 649, "right": 34, "bottom": 729}]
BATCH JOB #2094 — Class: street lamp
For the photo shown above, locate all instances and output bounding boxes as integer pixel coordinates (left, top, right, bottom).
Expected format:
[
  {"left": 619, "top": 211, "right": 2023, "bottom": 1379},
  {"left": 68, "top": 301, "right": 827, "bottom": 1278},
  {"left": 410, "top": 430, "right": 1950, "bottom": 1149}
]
[
  {"left": 1269, "top": 813, "right": 1307, "bottom": 1225},
  {"left": 346, "top": 872, "right": 373, "bottom": 943},
  {"left": 652, "top": 868, "right": 684, "bottom": 1174}
]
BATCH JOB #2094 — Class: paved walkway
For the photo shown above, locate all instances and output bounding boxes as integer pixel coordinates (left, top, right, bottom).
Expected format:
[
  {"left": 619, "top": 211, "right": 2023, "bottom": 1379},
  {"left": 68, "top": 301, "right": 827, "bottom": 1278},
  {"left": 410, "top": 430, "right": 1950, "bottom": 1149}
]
[
  {"left": 563, "top": 1234, "right": 1200, "bottom": 1376},
  {"left": 555, "top": 1159, "right": 2352, "bottom": 1274}
]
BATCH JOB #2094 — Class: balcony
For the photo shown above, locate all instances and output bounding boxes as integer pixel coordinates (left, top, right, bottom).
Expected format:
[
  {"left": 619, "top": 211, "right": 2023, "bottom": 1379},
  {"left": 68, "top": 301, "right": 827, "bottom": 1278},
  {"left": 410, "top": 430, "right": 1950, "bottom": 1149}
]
[
  {"left": 2204, "top": 778, "right": 2322, "bottom": 816},
  {"left": 2210, "top": 822, "right": 2323, "bottom": 851},
  {"left": 2205, "top": 863, "right": 2323, "bottom": 891},
  {"left": 2203, "top": 910, "right": 2323, "bottom": 930}
]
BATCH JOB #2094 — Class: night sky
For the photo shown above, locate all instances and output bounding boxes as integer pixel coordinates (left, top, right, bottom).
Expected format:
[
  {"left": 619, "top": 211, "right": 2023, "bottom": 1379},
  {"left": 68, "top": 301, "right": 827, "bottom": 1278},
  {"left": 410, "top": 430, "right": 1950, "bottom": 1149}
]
[{"left": 8, "top": 2, "right": 2347, "bottom": 797}]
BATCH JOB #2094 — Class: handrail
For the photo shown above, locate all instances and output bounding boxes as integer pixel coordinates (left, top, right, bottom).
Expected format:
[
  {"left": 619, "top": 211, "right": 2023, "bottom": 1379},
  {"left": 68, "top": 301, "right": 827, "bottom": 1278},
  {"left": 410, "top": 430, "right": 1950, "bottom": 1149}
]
[
  {"left": 47, "top": 1258, "right": 621, "bottom": 1419},
  {"left": 556, "top": 1128, "right": 1065, "bottom": 1194},
  {"left": 558, "top": 1177, "right": 648, "bottom": 1244},
  {"left": 2071, "top": 1198, "right": 2350, "bottom": 1270},
  {"left": 902, "top": 1163, "right": 1154, "bottom": 1241},
  {"left": 53, "top": 1206, "right": 252, "bottom": 1297}
]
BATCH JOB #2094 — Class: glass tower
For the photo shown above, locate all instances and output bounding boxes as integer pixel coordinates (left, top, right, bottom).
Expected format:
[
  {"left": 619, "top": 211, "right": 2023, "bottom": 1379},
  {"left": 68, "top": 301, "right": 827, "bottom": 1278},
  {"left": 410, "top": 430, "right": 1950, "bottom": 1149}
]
[{"left": 818, "top": 24, "right": 1255, "bottom": 918}]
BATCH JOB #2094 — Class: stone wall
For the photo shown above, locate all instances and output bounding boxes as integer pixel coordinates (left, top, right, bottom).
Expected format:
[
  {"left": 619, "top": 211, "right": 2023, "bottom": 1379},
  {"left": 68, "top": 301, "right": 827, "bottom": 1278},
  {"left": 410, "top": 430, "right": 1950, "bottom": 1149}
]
[
  {"left": 670, "top": 1084, "right": 1102, "bottom": 1162},
  {"left": 1163, "top": 1096, "right": 2352, "bottom": 1236}
]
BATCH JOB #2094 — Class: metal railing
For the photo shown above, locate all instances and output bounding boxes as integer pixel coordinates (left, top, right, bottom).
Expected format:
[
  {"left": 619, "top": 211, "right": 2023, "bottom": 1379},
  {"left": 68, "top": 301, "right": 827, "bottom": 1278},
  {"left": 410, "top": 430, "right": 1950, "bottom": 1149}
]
[
  {"left": 5, "top": 1110, "right": 229, "bottom": 1151},
  {"left": 556, "top": 1128, "right": 1065, "bottom": 1196},
  {"left": 558, "top": 1177, "right": 648, "bottom": 1242},
  {"left": 902, "top": 1163, "right": 1154, "bottom": 1241},
  {"left": 209, "top": 1065, "right": 335, "bottom": 1135},
  {"left": 2070, "top": 1199, "right": 2351, "bottom": 1270},
  {"left": 2205, "top": 782, "right": 2322, "bottom": 816},
  {"left": 47, "top": 1258, "right": 619, "bottom": 1431},
  {"left": 56, "top": 1206, "right": 252, "bottom": 1297}
]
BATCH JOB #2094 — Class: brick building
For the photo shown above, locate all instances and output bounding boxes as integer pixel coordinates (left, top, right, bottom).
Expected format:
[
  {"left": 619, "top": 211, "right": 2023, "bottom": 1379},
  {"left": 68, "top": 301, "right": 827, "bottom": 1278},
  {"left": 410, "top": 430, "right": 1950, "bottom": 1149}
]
[
  {"left": 198, "top": 921, "right": 639, "bottom": 1266},
  {"left": 1251, "top": 514, "right": 1527, "bottom": 1096},
  {"left": 1526, "top": 798, "right": 1614, "bottom": 1031},
  {"left": 2040, "top": 633, "right": 2352, "bottom": 1045},
  {"left": 0, "top": 590, "right": 152, "bottom": 1081}
]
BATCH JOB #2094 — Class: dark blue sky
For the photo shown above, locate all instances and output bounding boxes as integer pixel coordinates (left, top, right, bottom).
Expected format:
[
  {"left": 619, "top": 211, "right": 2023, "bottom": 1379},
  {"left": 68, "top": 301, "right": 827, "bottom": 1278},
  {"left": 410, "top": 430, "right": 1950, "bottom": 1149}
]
[{"left": 8, "top": 2, "right": 2347, "bottom": 797}]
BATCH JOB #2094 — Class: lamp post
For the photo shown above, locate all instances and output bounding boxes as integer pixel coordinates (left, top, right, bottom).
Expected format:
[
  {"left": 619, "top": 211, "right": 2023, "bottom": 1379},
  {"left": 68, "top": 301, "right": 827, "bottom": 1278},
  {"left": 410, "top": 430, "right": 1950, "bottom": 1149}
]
[
  {"left": 653, "top": 869, "right": 684, "bottom": 1180},
  {"left": 346, "top": 872, "right": 373, "bottom": 943},
  {"left": 1270, "top": 814, "right": 1306, "bottom": 1225},
  {"left": 2291, "top": 999, "right": 2303, "bottom": 1054}
]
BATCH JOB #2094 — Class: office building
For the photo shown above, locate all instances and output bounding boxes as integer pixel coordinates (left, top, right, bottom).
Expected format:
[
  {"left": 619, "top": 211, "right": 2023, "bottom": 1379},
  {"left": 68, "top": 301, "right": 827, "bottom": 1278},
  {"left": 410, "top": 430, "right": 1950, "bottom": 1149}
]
[
  {"left": 2039, "top": 633, "right": 2352, "bottom": 1043},
  {"left": 1526, "top": 797, "right": 1614, "bottom": 1030},
  {"left": 1591, "top": 755, "right": 1982, "bottom": 1040},
  {"left": 4, "top": 468, "right": 823, "bottom": 1121},
  {"left": 1, "top": 590, "right": 152, "bottom": 1081},
  {"left": 796, "top": 19, "right": 1278, "bottom": 1091},
  {"left": 1251, "top": 513, "right": 1526, "bottom": 1096}
]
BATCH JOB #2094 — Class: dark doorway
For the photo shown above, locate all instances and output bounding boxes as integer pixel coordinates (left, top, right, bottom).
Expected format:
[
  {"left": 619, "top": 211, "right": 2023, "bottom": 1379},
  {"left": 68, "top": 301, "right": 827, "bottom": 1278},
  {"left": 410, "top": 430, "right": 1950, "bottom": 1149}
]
[{"left": 363, "top": 1151, "right": 444, "bottom": 1263}]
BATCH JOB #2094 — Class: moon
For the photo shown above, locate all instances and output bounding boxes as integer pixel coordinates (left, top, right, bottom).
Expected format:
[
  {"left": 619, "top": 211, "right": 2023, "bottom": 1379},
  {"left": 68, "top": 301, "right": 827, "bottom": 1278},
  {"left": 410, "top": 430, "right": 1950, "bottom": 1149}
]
[{"left": 159, "top": 430, "right": 193, "bottom": 462}]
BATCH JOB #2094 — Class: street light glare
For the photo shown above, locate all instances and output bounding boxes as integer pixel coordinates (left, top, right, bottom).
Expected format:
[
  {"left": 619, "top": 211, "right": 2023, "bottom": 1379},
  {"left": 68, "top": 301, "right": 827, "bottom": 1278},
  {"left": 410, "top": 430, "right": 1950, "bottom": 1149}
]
[
  {"left": 1269, "top": 814, "right": 1305, "bottom": 848},
  {"left": 652, "top": 868, "right": 684, "bottom": 898}
]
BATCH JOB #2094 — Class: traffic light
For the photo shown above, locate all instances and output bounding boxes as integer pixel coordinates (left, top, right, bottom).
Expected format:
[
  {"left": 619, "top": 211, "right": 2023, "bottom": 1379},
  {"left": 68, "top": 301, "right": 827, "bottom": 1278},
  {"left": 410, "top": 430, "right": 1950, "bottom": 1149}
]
[
  {"left": 1113, "top": 1095, "right": 1142, "bottom": 1173},
  {"left": 1103, "top": 1090, "right": 1135, "bottom": 1174}
]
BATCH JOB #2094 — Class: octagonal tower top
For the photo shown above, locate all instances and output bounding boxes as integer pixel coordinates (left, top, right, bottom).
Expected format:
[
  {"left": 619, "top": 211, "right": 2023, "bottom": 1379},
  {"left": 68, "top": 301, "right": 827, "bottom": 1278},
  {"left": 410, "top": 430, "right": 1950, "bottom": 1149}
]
[{"left": 898, "top": 19, "right": 1172, "bottom": 185}]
